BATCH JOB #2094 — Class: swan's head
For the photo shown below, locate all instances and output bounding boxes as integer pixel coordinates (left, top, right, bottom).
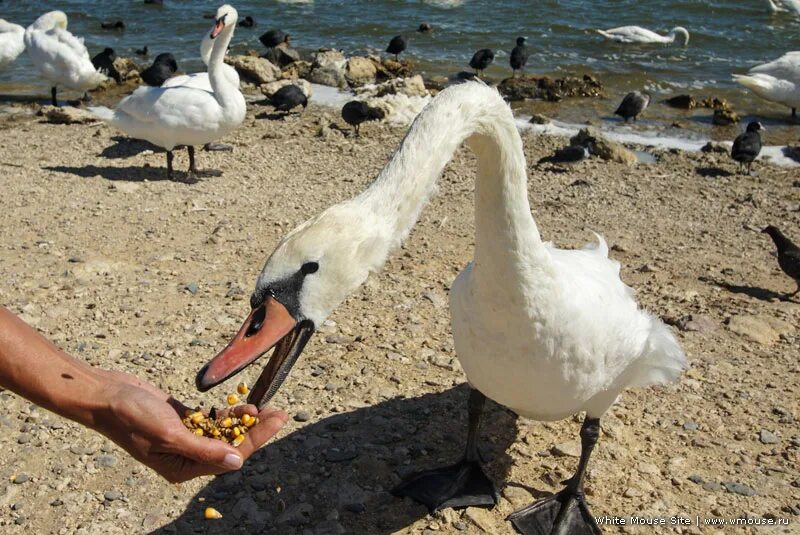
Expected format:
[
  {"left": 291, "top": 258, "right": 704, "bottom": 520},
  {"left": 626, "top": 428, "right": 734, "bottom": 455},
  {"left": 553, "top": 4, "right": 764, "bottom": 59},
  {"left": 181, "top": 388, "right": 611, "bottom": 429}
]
[
  {"left": 31, "top": 11, "right": 68, "bottom": 31},
  {"left": 670, "top": 27, "right": 690, "bottom": 45},
  {"left": 196, "top": 200, "right": 390, "bottom": 408},
  {"left": 209, "top": 4, "right": 238, "bottom": 40}
]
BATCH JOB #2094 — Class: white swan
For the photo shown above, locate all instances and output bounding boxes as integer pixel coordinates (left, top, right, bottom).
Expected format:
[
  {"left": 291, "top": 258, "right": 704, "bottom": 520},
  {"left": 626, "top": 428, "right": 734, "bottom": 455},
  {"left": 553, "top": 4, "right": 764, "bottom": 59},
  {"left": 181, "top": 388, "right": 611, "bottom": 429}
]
[
  {"left": 767, "top": 0, "right": 800, "bottom": 13},
  {"left": 161, "top": 29, "right": 240, "bottom": 90},
  {"left": 24, "top": 11, "right": 107, "bottom": 106},
  {"left": 734, "top": 51, "right": 800, "bottom": 117},
  {"left": 196, "top": 82, "right": 686, "bottom": 532},
  {"left": 91, "top": 5, "right": 246, "bottom": 181},
  {"left": 0, "top": 20, "right": 25, "bottom": 70},
  {"left": 597, "top": 25, "right": 690, "bottom": 45}
]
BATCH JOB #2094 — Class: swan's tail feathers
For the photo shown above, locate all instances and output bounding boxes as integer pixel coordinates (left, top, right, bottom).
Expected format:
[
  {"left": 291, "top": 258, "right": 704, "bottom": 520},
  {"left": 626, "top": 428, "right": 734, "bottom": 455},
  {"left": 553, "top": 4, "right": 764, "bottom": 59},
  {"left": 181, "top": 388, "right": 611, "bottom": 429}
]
[
  {"left": 628, "top": 319, "right": 687, "bottom": 389},
  {"left": 582, "top": 231, "right": 609, "bottom": 257},
  {"left": 87, "top": 106, "right": 115, "bottom": 122},
  {"left": 732, "top": 74, "right": 776, "bottom": 97}
]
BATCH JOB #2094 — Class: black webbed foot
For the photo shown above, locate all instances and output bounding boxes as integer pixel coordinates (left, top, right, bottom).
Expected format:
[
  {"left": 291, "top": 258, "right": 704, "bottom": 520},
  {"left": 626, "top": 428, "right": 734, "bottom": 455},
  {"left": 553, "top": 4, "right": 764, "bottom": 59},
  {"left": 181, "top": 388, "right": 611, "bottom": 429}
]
[
  {"left": 392, "top": 458, "right": 498, "bottom": 513},
  {"left": 507, "top": 488, "right": 601, "bottom": 535}
]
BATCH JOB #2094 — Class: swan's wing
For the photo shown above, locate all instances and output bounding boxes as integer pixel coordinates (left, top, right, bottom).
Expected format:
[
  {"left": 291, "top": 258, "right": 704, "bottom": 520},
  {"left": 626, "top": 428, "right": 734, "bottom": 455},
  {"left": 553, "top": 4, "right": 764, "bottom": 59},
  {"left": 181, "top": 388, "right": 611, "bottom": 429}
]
[
  {"left": 749, "top": 52, "right": 800, "bottom": 83},
  {"left": 733, "top": 73, "right": 800, "bottom": 107},
  {"left": 50, "top": 27, "right": 91, "bottom": 61},
  {"left": 0, "top": 27, "right": 25, "bottom": 67},
  {"left": 116, "top": 85, "right": 218, "bottom": 130},
  {"left": 161, "top": 72, "right": 212, "bottom": 91}
]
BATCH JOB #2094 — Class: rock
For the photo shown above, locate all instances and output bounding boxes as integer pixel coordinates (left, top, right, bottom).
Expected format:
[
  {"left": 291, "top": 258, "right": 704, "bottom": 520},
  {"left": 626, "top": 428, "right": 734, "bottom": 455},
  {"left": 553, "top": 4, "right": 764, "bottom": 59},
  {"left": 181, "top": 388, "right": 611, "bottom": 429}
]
[
  {"left": 263, "top": 45, "right": 300, "bottom": 68},
  {"left": 260, "top": 79, "right": 312, "bottom": 99},
  {"left": 142, "top": 513, "right": 169, "bottom": 531},
  {"left": 231, "top": 496, "right": 267, "bottom": 523},
  {"left": 570, "top": 127, "right": 637, "bottom": 165},
  {"left": 378, "top": 58, "right": 414, "bottom": 79},
  {"left": 676, "top": 314, "right": 717, "bottom": 333},
  {"left": 497, "top": 74, "right": 604, "bottom": 102},
  {"left": 294, "top": 411, "right": 311, "bottom": 422},
  {"left": 723, "top": 482, "right": 757, "bottom": 496},
  {"left": 663, "top": 95, "right": 696, "bottom": 109},
  {"left": 624, "top": 487, "right": 643, "bottom": 498},
  {"left": 702, "top": 482, "right": 724, "bottom": 492},
  {"left": 727, "top": 315, "right": 794, "bottom": 345},
  {"left": 712, "top": 108, "right": 740, "bottom": 126},
  {"left": 309, "top": 49, "right": 347, "bottom": 88},
  {"left": 12, "top": 474, "right": 29, "bottom": 484},
  {"left": 95, "top": 454, "right": 118, "bottom": 468},
  {"left": 551, "top": 441, "right": 581, "bottom": 458},
  {"left": 430, "top": 354, "right": 456, "bottom": 370},
  {"left": 39, "top": 105, "right": 100, "bottom": 125},
  {"left": 357, "top": 74, "right": 429, "bottom": 98},
  {"left": 281, "top": 60, "right": 312, "bottom": 80},
  {"left": 277, "top": 502, "right": 314, "bottom": 526},
  {"left": 422, "top": 290, "right": 446, "bottom": 308},
  {"left": 759, "top": 430, "right": 779, "bottom": 444},
  {"left": 701, "top": 141, "right": 729, "bottom": 154},
  {"left": 345, "top": 56, "right": 378, "bottom": 87},
  {"left": 688, "top": 474, "right": 704, "bottom": 484},
  {"left": 112, "top": 57, "right": 141, "bottom": 83},
  {"left": 502, "top": 486, "right": 532, "bottom": 509},
  {"left": 464, "top": 507, "right": 498, "bottom": 532},
  {"left": 17, "top": 434, "right": 32, "bottom": 444},
  {"left": 701, "top": 97, "right": 732, "bottom": 111},
  {"left": 528, "top": 114, "right": 550, "bottom": 124},
  {"left": 324, "top": 448, "right": 358, "bottom": 463},
  {"left": 225, "top": 55, "right": 281, "bottom": 84},
  {"left": 103, "top": 490, "right": 123, "bottom": 501},
  {"left": 682, "top": 421, "right": 699, "bottom": 431},
  {"left": 183, "top": 282, "right": 199, "bottom": 295}
]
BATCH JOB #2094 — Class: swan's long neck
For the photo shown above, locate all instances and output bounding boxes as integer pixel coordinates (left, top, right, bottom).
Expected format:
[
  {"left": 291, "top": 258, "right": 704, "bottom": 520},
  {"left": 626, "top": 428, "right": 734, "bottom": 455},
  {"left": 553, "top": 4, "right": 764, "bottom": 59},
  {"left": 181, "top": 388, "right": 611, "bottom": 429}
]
[
  {"left": 208, "top": 26, "right": 238, "bottom": 108},
  {"left": 358, "top": 83, "right": 544, "bottom": 273}
]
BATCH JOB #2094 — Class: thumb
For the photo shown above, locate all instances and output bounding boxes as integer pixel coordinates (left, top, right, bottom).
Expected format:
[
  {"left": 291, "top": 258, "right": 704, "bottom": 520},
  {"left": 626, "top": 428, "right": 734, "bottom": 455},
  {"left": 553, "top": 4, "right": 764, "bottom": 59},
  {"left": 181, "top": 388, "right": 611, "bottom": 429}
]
[{"left": 169, "top": 429, "right": 243, "bottom": 470}]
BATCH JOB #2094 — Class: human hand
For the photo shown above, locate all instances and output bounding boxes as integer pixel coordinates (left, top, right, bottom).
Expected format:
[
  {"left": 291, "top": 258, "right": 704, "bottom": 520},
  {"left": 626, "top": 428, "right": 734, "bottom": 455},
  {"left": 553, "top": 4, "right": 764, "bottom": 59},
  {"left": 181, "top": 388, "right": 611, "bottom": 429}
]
[{"left": 92, "top": 370, "right": 287, "bottom": 483}]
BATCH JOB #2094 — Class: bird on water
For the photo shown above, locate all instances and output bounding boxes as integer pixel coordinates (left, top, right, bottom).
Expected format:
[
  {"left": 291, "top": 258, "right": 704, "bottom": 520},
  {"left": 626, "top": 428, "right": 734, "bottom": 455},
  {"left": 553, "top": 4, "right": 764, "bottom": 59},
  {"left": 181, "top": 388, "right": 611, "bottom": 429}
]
[
  {"left": 509, "top": 37, "right": 529, "bottom": 76},
  {"left": 615, "top": 91, "right": 650, "bottom": 122},
  {"left": 469, "top": 48, "right": 494, "bottom": 76},
  {"left": 762, "top": 226, "right": 800, "bottom": 299},
  {"left": 731, "top": 121, "right": 764, "bottom": 175}
]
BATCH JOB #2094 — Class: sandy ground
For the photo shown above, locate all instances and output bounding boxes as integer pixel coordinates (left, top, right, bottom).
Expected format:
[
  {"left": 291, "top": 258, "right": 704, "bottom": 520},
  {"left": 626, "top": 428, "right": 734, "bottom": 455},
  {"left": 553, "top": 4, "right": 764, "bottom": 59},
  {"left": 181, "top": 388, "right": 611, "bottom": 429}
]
[{"left": 0, "top": 98, "right": 797, "bottom": 535}]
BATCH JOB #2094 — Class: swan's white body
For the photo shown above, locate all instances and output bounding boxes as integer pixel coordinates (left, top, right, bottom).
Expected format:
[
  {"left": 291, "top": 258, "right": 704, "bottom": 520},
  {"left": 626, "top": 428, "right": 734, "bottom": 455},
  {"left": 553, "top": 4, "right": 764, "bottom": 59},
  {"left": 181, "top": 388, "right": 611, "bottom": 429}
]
[
  {"left": 24, "top": 11, "right": 106, "bottom": 91},
  {"left": 0, "top": 20, "right": 25, "bottom": 70},
  {"left": 161, "top": 31, "right": 240, "bottom": 90},
  {"left": 597, "top": 25, "right": 690, "bottom": 45},
  {"left": 92, "top": 6, "right": 245, "bottom": 152},
  {"left": 255, "top": 82, "right": 686, "bottom": 422},
  {"left": 734, "top": 52, "right": 800, "bottom": 114},
  {"left": 767, "top": 0, "right": 800, "bottom": 13}
]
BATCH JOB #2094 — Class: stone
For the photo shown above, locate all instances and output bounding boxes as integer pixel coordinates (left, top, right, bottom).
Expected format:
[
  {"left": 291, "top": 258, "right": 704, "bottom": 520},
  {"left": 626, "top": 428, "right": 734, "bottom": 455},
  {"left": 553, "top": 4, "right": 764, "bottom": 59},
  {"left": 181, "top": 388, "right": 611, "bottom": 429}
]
[
  {"left": 551, "top": 441, "right": 581, "bottom": 458},
  {"left": 682, "top": 421, "right": 698, "bottom": 431},
  {"left": 112, "top": 57, "right": 141, "bottom": 83},
  {"left": 497, "top": 74, "right": 604, "bottom": 102},
  {"left": 231, "top": 496, "right": 267, "bottom": 523},
  {"left": 12, "top": 474, "right": 29, "bottom": 484},
  {"left": 294, "top": 411, "right": 311, "bottom": 422},
  {"left": 759, "top": 430, "right": 779, "bottom": 444},
  {"left": 357, "top": 74, "right": 428, "bottom": 98},
  {"left": 310, "top": 49, "right": 347, "bottom": 88},
  {"left": 529, "top": 114, "right": 550, "bottom": 124},
  {"left": 676, "top": 314, "right": 717, "bottom": 333},
  {"left": 502, "top": 486, "right": 532, "bottom": 509},
  {"left": 700, "top": 141, "right": 728, "bottom": 154},
  {"left": 422, "top": 290, "right": 446, "bottom": 308},
  {"left": 281, "top": 60, "right": 312, "bottom": 80},
  {"left": 263, "top": 45, "right": 300, "bottom": 68},
  {"left": 702, "top": 482, "right": 724, "bottom": 492},
  {"left": 727, "top": 315, "right": 794, "bottom": 345},
  {"left": 103, "top": 490, "right": 123, "bottom": 501},
  {"left": 17, "top": 434, "right": 32, "bottom": 444},
  {"left": 570, "top": 127, "right": 637, "bottom": 165},
  {"left": 324, "top": 448, "right": 358, "bottom": 463},
  {"left": 688, "top": 474, "right": 704, "bottom": 484},
  {"left": 664, "top": 95, "right": 696, "bottom": 109},
  {"left": 39, "top": 105, "right": 100, "bottom": 125},
  {"left": 345, "top": 56, "right": 378, "bottom": 87},
  {"left": 464, "top": 507, "right": 498, "bottom": 532},
  {"left": 183, "top": 282, "right": 199, "bottom": 295},
  {"left": 712, "top": 108, "right": 740, "bottom": 126},
  {"left": 261, "top": 79, "right": 312, "bottom": 99},
  {"left": 95, "top": 454, "right": 118, "bottom": 468},
  {"left": 277, "top": 502, "right": 314, "bottom": 526},
  {"left": 225, "top": 55, "right": 281, "bottom": 84},
  {"left": 723, "top": 482, "right": 757, "bottom": 496}
]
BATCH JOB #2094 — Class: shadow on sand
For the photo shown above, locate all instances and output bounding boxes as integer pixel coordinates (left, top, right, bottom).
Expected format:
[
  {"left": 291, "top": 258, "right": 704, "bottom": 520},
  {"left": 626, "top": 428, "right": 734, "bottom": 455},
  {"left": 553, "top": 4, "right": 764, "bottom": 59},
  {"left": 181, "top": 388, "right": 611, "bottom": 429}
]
[
  {"left": 153, "top": 385, "right": 520, "bottom": 534},
  {"left": 99, "top": 136, "right": 162, "bottom": 159},
  {"left": 43, "top": 164, "right": 175, "bottom": 182},
  {"left": 700, "top": 276, "right": 785, "bottom": 302},
  {"left": 696, "top": 166, "right": 734, "bottom": 178}
]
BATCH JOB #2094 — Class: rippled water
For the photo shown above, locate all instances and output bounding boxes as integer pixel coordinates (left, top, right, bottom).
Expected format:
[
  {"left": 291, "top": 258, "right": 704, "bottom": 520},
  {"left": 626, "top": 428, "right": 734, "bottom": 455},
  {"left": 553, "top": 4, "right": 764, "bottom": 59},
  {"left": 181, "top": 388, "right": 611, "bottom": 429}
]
[{"left": 2, "top": 1, "right": 800, "bottom": 131}]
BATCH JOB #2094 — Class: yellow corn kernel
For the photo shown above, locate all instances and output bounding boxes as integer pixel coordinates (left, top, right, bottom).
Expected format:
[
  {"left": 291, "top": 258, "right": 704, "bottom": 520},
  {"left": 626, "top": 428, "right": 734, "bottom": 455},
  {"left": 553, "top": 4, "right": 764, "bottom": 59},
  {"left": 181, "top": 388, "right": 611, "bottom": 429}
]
[
  {"left": 232, "top": 427, "right": 241, "bottom": 438},
  {"left": 232, "top": 435, "right": 245, "bottom": 447},
  {"left": 219, "top": 417, "right": 233, "bottom": 428},
  {"left": 204, "top": 507, "right": 223, "bottom": 520},
  {"left": 211, "top": 428, "right": 221, "bottom": 438},
  {"left": 189, "top": 411, "right": 205, "bottom": 424},
  {"left": 226, "top": 394, "right": 239, "bottom": 406},
  {"left": 241, "top": 414, "right": 253, "bottom": 427},
  {"left": 193, "top": 428, "right": 204, "bottom": 436},
  {"left": 237, "top": 382, "right": 249, "bottom": 395}
]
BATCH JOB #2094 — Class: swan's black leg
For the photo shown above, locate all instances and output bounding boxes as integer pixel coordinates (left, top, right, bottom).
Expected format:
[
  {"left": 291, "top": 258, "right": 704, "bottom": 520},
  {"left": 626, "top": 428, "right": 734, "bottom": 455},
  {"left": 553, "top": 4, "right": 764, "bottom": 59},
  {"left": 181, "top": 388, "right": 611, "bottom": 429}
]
[
  {"left": 51, "top": 87, "right": 58, "bottom": 107},
  {"left": 391, "top": 388, "right": 498, "bottom": 512},
  {"left": 508, "top": 415, "right": 602, "bottom": 535},
  {"left": 166, "top": 150, "right": 174, "bottom": 180},
  {"left": 187, "top": 145, "right": 223, "bottom": 179}
]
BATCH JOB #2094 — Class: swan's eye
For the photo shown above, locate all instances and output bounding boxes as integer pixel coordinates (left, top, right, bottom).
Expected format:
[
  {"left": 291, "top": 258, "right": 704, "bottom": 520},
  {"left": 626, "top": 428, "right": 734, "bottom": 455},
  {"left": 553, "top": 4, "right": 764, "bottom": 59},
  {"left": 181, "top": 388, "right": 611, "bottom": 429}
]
[{"left": 301, "top": 262, "right": 319, "bottom": 275}]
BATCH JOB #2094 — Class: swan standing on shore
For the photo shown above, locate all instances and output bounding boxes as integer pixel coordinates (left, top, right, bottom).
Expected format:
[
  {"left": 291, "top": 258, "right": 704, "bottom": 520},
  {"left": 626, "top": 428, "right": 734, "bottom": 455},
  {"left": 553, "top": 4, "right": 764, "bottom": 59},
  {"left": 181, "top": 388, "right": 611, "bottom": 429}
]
[
  {"left": 24, "top": 11, "right": 107, "bottom": 106},
  {"left": 91, "top": 5, "right": 245, "bottom": 181},
  {"left": 597, "top": 25, "right": 690, "bottom": 45},
  {"left": 0, "top": 20, "right": 25, "bottom": 70},
  {"left": 734, "top": 52, "right": 800, "bottom": 118},
  {"left": 196, "top": 82, "right": 686, "bottom": 534}
]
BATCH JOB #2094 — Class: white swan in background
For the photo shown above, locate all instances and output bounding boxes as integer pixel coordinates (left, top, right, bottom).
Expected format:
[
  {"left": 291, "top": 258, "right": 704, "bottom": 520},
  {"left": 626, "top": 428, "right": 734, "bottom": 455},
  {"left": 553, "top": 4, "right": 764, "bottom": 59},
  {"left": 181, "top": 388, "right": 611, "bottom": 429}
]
[
  {"left": 734, "top": 51, "right": 800, "bottom": 117},
  {"left": 91, "top": 5, "right": 245, "bottom": 181},
  {"left": 195, "top": 82, "right": 686, "bottom": 534},
  {"left": 24, "top": 11, "right": 107, "bottom": 106},
  {"left": 0, "top": 20, "right": 25, "bottom": 70},
  {"left": 597, "top": 25, "right": 690, "bottom": 45},
  {"left": 767, "top": 0, "right": 800, "bottom": 13},
  {"left": 161, "top": 29, "right": 239, "bottom": 90}
]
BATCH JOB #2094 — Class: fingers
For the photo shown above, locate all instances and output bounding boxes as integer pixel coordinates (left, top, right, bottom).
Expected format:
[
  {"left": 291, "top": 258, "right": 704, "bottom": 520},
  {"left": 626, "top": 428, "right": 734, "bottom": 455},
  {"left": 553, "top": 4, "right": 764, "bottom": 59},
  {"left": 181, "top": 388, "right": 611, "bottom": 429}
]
[
  {"left": 164, "top": 427, "right": 244, "bottom": 470},
  {"left": 234, "top": 409, "right": 288, "bottom": 458}
]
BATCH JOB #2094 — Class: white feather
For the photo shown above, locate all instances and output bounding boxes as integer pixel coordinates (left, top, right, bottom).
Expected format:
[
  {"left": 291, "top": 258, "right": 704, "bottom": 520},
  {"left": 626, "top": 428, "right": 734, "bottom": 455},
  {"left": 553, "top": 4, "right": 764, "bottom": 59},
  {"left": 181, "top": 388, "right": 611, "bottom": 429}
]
[
  {"left": 734, "top": 52, "right": 800, "bottom": 113},
  {"left": 0, "top": 19, "right": 25, "bottom": 70},
  {"left": 596, "top": 25, "right": 690, "bottom": 45}
]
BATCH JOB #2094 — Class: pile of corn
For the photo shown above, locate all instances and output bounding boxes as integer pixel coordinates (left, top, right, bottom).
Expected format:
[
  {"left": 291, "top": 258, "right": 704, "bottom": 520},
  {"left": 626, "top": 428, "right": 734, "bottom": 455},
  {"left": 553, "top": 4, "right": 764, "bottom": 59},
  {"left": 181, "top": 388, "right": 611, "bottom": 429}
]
[{"left": 182, "top": 383, "right": 256, "bottom": 448}]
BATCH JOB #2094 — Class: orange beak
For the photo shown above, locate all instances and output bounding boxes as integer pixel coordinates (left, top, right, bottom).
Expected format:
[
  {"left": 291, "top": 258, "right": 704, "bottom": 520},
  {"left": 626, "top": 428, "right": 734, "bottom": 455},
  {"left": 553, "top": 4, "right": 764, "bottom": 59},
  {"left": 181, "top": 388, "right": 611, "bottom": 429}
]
[
  {"left": 196, "top": 296, "right": 315, "bottom": 409},
  {"left": 210, "top": 17, "right": 226, "bottom": 39}
]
